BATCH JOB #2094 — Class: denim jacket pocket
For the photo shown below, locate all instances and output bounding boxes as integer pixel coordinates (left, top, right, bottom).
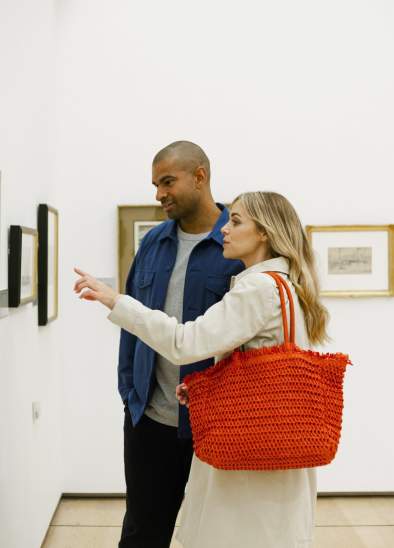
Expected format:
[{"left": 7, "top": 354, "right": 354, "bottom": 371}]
[
  {"left": 136, "top": 270, "right": 155, "bottom": 288},
  {"left": 133, "top": 270, "right": 155, "bottom": 305}
]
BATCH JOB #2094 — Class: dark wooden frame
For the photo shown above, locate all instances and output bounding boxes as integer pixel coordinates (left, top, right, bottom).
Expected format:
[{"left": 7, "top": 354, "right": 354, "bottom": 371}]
[
  {"left": 8, "top": 225, "right": 38, "bottom": 307},
  {"left": 38, "top": 204, "right": 59, "bottom": 325}
]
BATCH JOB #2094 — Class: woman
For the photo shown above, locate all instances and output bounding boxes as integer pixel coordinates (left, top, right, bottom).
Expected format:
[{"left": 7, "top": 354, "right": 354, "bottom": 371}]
[{"left": 74, "top": 191, "right": 329, "bottom": 548}]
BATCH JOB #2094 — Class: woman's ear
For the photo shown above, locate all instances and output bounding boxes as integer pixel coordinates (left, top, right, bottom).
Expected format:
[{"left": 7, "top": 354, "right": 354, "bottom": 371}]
[{"left": 260, "top": 231, "right": 269, "bottom": 243}]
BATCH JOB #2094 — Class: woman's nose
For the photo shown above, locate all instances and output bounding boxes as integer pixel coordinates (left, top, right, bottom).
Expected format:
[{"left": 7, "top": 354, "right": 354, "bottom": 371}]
[{"left": 221, "top": 223, "right": 229, "bottom": 235}]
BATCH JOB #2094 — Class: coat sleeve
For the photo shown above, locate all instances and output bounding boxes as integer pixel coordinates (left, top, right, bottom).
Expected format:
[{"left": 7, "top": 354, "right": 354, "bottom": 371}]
[{"left": 108, "top": 273, "right": 276, "bottom": 366}]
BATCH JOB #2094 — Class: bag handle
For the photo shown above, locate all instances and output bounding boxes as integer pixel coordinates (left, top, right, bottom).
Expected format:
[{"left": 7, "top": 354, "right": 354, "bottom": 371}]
[{"left": 264, "top": 272, "right": 295, "bottom": 346}]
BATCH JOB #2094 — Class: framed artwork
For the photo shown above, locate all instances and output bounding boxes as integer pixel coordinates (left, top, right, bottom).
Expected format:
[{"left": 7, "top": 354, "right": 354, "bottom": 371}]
[
  {"left": 0, "top": 172, "right": 8, "bottom": 308},
  {"left": 134, "top": 221, "right": 162, "bottom": 254},
  {"left": 38, "top": 204, "right": 59, "bottom": 325},
  {"left": 8, "top": 226, "right": 38, "bottom": 307},
  {"left": 306, "top": 225, "right": 394, "bottom": 297},
  {"left": 118, "top": 205, "right": 166, "bottom": 291}
]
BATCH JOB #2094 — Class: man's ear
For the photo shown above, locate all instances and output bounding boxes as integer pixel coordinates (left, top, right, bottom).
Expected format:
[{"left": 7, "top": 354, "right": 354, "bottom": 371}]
[{"left": 195, "top": 166, "right": 207, "bottom": 188}]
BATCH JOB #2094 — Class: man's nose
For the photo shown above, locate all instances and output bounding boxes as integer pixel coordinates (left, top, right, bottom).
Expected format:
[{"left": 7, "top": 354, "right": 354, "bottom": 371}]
[{"left": 155, "top": 186, "right": 167, "bottom": 202}]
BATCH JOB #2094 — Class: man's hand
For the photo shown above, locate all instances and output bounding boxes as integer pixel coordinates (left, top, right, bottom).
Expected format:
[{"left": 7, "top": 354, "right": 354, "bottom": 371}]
[{"left": 73, "top": 267, "right": 119, "bottom": 310}]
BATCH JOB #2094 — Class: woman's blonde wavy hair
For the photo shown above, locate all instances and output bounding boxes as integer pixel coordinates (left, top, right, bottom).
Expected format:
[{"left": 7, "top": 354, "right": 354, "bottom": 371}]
[{"left": 232, "top": 191, "right": 329, "bottom": 345}]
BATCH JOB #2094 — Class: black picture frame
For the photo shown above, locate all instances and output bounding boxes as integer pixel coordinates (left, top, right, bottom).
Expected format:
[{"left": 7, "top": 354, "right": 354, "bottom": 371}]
[
  {"left": 38, "top": 204, "right": 59, "bottom": 325},
  {"left": 8, "top": 225, "right": 38, "bottom": 307}
]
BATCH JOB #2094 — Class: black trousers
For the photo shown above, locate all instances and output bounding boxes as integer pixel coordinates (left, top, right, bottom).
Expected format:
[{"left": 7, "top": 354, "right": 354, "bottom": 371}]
[{"left": 119, "top": 409, "right": 193, "bottom": 548}]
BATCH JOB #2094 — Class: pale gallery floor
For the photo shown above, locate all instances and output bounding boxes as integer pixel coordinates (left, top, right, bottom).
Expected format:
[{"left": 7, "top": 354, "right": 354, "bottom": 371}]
[{"left": 42, "top": 496, "right": 394, "bottom": 548}]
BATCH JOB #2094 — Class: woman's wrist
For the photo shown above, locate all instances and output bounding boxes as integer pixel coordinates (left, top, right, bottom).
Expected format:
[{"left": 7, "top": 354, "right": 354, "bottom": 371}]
[{"left": 109, "top": 293, "right": 121, "bottom": 310}]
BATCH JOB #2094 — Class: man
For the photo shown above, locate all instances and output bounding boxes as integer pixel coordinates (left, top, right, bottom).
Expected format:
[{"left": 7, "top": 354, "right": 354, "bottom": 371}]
[{"left": 118, "top": 141, "right": 243, "bottom": 548}]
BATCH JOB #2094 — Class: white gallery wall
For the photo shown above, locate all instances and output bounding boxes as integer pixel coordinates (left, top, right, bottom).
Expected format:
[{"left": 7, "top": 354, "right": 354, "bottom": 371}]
[
  {"left": 0, "top": 1, "right": 62, "bottom": 548},
  {"left": 56, "top": 0, "right": 394, "bottom": 494},
  {"left": 1, "top": 0, "right": 394, "bottom": 546}
]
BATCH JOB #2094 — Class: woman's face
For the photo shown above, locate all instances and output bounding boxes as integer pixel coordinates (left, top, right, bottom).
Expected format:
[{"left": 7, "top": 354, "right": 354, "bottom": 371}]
[{"left": 221, "top": 200, "right": 270, "bottom": 268}]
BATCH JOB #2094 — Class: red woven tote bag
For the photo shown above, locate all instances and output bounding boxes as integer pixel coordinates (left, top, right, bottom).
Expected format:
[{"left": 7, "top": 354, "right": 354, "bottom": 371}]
[{"left": 184, "top": 272, "right": 351, "bottom": 471}]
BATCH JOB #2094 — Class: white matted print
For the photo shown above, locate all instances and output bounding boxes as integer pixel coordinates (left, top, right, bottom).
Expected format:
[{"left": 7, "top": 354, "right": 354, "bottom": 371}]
[
  {"left": 9, "top": 226, "right": 38, "bottom": 307},
  {"left": 134, "top": 221, "right": 161, "bottom": 254},
  {"left": 306, "top": 225, "right": 394, "bottom": 297},
  {"left": 20, "top": 231, "right": 37, "bottom": 301},
  {"left": 0, "top": 173, "right": 7, "bottom": 295},
  {"left": 0, "top": 173, "right": 8, "bottom": 314}
]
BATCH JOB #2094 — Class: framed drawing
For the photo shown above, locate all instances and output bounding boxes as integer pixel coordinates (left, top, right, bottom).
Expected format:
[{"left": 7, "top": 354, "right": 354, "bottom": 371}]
[
  {"left": 118, "top": 205, "right": 166, "bottom": 291},
  {"left": 0, "top": 172, "right": 8, "bottom": 308},
  {"left": 38, "top": 204, "right": 59, "bottom": 325},
  {"left": 306, "top": 225, "right": 394, "bottom": 297},
  {"left": 134, "top": 221, "right": 162, "bottom": 254},
  {"left": 8, "top": 226, "right": 38, "bottom": 307}
]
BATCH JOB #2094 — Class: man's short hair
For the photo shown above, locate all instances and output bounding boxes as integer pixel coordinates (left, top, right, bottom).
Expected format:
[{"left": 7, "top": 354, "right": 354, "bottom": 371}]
[{"left": 153, "top": 141, "right": 211, "bottom": 182}]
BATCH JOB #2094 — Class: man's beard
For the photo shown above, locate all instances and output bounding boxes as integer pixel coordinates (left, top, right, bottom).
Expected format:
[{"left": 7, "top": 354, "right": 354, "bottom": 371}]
[{"left": 165, "top": 207, "right": 180, "bottom": 220}]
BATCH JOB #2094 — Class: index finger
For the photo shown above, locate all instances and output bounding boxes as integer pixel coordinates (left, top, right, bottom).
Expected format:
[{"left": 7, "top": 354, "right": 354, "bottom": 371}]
[{"left": 74, "top": 267, "right": 87, "bottom": 277}]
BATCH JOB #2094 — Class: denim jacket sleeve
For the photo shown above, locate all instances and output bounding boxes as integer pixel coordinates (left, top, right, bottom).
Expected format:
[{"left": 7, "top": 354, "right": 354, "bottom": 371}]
[{"left": 117, "top": 253, "right": 138, "bottom": 403}]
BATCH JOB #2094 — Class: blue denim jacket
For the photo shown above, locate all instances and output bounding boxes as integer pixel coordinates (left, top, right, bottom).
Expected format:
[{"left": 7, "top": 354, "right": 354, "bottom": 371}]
[{"left": 118, "top": 204, "right": 244, "bottom": 437}]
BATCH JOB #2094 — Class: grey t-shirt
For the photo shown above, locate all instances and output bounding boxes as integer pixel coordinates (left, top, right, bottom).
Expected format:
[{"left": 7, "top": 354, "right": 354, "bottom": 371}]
[{"left": 145, "top": 226, "right": 210, "bottom": 426}]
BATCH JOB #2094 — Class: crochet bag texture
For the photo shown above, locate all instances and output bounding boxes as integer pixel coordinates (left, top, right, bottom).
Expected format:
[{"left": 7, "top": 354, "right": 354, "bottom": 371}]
[{"left": 184, "top": 272, "right": 351, "bottom": 471}]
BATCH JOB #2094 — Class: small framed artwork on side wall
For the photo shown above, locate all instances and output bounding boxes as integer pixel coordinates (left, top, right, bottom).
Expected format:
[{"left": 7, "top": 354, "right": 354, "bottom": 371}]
[
  {"left": 0, "top": 172, "right": 8, "bottom": 310},
  {"left": 8, "top": 226, "right": 38, "bottom": 307},
  {"left": 38, "top": 204, "right": 59, "bottom": 325}
]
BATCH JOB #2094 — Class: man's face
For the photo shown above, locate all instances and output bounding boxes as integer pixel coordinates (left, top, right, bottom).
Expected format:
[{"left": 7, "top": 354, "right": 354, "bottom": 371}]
[{"left": 152, "top": 157, "right": 200, "bottom": 220}]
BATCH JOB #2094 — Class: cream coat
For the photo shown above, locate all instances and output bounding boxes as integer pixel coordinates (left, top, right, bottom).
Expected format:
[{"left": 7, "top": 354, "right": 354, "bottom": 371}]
[{"left": 109, "top": 257, "right": 316, "bottom": 548}]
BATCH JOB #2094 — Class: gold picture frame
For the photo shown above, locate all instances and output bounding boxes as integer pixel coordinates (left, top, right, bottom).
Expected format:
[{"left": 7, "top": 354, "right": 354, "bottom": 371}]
[
  {"left": 118, "top": 205, "right": 166, "bottom": 292},
  {"left": 306, "top": 225, "right": 394, "bottom": 297}
]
